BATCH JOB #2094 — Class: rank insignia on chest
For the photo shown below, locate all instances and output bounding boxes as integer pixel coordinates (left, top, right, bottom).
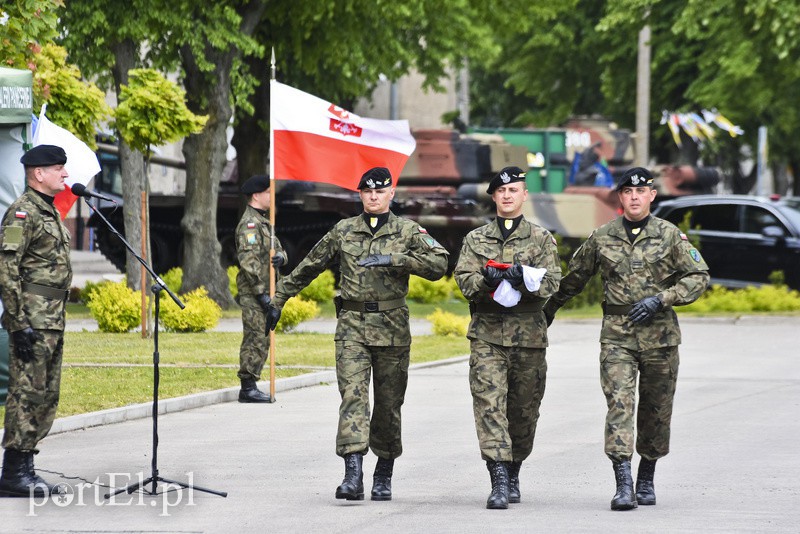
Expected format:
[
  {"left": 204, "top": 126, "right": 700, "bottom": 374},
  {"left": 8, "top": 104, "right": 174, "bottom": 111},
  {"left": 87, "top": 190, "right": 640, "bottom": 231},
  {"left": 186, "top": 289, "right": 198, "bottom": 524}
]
[
  {"left": 14, "top": 211, "right": 26, "bottom": 219},
  {"left": 246, "top": 232, "right": 257, "bottom": 244},
  {"left": 247, "top": 222, "right": 256, "bottom": 229},
  {"left": 690, "top": 249, "right": 701, "bottom": 262},
  {"left": 631, "top": 259, "right": 644, "bottom": 269}
]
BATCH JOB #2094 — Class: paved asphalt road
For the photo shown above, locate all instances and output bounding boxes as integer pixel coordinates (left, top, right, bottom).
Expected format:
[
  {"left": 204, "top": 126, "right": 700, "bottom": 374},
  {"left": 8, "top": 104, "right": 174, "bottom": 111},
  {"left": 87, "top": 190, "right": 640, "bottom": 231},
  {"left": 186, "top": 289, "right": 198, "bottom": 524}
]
[{"left": 1, "top": 316, "right": 798, "bottom": 532}]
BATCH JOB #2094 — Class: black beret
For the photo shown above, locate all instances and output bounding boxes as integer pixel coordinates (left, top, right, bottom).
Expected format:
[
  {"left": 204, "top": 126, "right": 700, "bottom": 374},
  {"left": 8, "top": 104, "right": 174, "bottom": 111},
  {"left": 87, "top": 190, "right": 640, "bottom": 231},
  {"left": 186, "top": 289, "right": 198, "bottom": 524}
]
[
  {"left": 241, "top": 174, "right": 270, "bottom": 194},
  {"left": 486, "top": 166, "right": 526, "bottom": 194},
  {"left": 20, "top": 144, "right": 67, "bottom": 167},
  {"left": 357, "top": 167, "right": 392, "bottom": 190},
  {"left": 615, "top": 167, "right": 654, "bottom": 191}
]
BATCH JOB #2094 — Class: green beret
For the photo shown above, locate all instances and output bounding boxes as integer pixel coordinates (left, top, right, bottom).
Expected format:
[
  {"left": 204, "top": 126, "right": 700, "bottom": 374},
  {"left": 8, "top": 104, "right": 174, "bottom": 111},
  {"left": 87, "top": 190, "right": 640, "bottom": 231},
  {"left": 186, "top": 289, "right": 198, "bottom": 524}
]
[
  {"left": 357, "top": 167, "right": 392, "bottom": 190},
  {"left": 241, "top": 175, "right": 270, "bottom": 194},
  {"left": 20, "top": 144, "right": 67, "bottom": 167},
  {"left": 486, "top": 166, "right": 526, "bottom": 194}
]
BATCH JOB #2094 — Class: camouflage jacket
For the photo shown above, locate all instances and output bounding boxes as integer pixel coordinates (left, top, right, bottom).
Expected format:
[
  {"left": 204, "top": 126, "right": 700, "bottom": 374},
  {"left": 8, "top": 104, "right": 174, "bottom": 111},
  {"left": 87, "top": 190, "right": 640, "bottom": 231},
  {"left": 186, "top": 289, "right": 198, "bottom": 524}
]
[
  {"left": 235, "top": 205, "right": 286, "bottom": 304},
  {"left": 273, "top": 212, "right": 449, "bottom": 346},
  {"left": 0, "top": 189, "right": 72, "bottom": 331},
  {"left": 455, "top": 218, "right": 561, "bottom": 348},
  {"left": 548, "top": 216, "right": 710, "bottom": 350}
]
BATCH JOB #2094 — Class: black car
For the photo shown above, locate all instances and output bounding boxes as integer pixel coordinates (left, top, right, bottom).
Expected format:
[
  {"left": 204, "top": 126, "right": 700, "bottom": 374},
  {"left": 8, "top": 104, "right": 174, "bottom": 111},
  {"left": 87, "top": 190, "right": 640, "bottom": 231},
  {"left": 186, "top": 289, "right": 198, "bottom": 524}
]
[{"left": 652, "top": 195, "right": 800, "bottom": 289}]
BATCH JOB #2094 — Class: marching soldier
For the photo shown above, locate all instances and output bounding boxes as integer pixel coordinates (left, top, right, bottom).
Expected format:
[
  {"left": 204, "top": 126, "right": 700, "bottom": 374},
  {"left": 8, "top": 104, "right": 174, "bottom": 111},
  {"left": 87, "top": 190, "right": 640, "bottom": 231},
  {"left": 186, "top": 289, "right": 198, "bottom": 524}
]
[
  {"left": 266, "top": 167, "right": 448, "bottom": 502},
  {"left": 0, "top": 145, "right": 72, "bottom": 497},
  {"left": 454, "top": 166, "right": 561, "bottom": 509},
  {"left": 234, "top": 175, "right": 287, "bottom": 403},
  {"left": 544, "top": 167, "right": 709, "bottom": 510}
]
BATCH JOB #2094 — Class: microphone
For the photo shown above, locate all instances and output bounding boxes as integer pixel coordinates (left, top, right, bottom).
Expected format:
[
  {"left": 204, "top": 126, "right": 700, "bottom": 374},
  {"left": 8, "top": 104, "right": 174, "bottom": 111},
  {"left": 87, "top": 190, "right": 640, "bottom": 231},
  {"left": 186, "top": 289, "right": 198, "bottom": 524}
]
[{"left": 71, "top": 183, "right": 116, "bottom": 203}]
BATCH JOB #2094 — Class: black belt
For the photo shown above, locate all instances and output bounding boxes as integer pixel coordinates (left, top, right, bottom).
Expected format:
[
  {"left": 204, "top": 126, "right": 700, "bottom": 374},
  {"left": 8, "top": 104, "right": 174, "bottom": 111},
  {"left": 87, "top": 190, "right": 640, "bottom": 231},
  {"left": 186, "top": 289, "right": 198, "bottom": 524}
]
[
  {"left": 602, "top": 302, "right": 632, "bottom": 315},
  {"left": 340, "top": 297, "right": 406, "bottom": 312},
  {"left": 471, "top": 299, "right": 545, "bottom": 314},
  {"left": 22, "top": 281, "right": 69, "bottom": 300}
]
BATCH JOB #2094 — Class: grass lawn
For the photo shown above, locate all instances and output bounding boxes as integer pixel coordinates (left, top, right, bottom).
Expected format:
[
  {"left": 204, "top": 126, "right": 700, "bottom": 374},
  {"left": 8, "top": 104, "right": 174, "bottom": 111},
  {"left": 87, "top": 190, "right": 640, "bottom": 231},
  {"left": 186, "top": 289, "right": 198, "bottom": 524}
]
[{"left": 0, "top": 331, "right": 470, "bottom": 425}]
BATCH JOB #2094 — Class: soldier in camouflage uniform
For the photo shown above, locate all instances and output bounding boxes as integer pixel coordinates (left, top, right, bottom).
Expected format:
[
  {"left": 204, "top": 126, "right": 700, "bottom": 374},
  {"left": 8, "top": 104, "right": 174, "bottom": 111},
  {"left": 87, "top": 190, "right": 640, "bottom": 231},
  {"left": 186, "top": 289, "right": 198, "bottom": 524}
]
[
  {"left": 0, "top": 145, "right": 72, "bottom": 498},
  {"left": 544, "top": 167, "right": 709, "bottom": 511},
  {"left": 454, "top": 166, "right": 561, "bottom": 510},
  {"left": 235, "top": 175, "right": 287, "bottom": 403},
  {"left": 267, "top": 167, "right": 448, "bottom": 502}
]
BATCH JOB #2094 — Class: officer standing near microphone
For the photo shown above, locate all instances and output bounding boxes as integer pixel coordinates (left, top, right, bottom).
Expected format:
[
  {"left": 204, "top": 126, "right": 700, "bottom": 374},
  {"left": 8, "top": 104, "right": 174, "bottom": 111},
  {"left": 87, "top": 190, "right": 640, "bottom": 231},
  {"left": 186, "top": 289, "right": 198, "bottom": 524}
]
[
  {"left": 0, "top": 145, "right": 72, "bottom": 497},
  {"left": 266, "top": 167, "right": 448, "bottom": 502},
  {"left": 234, "top": 175, "right": 287, "bottom": 403}
]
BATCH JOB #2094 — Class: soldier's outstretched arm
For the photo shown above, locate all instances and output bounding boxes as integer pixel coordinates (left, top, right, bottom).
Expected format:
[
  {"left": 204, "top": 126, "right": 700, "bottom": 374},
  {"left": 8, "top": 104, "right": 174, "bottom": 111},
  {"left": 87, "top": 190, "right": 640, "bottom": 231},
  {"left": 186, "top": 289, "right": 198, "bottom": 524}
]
[
  {"left": 388, "top": 229, "right": 449, "bottom": 280},
  {"left": 273, "top": 230, "right": 337, "bottom": 307}
]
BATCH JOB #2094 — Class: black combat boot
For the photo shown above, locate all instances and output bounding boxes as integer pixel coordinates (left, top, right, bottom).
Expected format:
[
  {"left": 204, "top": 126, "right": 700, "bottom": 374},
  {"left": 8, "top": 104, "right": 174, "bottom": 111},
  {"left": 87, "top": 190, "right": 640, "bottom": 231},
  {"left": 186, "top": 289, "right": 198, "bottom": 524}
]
[
  {"left": 610, "top": 460, "right": 638, "bottom": 511},
  {"left": 635, "top": 458, "right": 657, "bottom": 505},
  {"left": 238, "top": 378, "right": 270, "bottom": 403},
  {"left": 23, "top": 452, "right": 54, "bottom": 492},
  {"left": 335, "top": 453, "right": 364, "bottom": 500},
  {"left": 0, "top": 449, "right": 48, "bottom": 498},
  {"left": 507, "top": 461, "right": 522, "bottom": 504},
  {"left": 485, "top": 460, "right": 510, "bottom": 510},
  {"left": 371, "top": 457, "right": 394, "bottom": 501}
]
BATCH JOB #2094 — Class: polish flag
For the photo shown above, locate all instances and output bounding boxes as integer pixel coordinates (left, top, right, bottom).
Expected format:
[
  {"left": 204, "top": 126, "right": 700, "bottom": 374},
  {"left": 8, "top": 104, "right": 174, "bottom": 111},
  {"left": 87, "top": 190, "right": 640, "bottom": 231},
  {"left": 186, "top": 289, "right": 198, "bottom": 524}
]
[
  {"left": 33, "top": 104, "right": 101, "bottom": 219},
  {"left": 270, "top": 81, "right": 415, "bottom": 190}
]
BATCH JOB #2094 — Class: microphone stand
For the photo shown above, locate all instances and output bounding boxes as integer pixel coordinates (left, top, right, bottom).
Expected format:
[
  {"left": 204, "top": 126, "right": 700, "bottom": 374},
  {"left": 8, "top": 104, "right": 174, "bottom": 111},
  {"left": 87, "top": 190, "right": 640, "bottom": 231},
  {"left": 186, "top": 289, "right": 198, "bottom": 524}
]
[{"left": 81, "top": 197, "right": 227, "bottom": 499}]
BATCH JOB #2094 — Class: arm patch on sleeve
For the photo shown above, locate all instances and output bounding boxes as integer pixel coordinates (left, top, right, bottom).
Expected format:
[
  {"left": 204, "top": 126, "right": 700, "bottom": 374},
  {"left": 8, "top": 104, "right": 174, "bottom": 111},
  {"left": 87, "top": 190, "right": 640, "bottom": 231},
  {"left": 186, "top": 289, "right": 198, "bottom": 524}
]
[{"left": 0, "top": 225, "right": 23, "bottom": 251}]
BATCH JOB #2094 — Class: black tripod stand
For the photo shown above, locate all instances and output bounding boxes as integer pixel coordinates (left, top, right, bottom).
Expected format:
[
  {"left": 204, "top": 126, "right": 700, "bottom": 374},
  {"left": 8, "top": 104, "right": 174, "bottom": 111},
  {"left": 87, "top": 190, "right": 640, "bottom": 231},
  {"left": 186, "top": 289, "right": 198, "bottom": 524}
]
[{"left": 77, "top": 195, "right": 226, "bottom": 499}]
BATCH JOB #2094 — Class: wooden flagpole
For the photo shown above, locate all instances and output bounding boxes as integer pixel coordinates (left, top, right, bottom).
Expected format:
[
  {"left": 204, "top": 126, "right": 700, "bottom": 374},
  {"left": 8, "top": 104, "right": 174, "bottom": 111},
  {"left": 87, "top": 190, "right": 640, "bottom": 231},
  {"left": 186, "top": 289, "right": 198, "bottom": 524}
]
[{"left": 268, "top": 47, "right": 277, "bottom": 402}]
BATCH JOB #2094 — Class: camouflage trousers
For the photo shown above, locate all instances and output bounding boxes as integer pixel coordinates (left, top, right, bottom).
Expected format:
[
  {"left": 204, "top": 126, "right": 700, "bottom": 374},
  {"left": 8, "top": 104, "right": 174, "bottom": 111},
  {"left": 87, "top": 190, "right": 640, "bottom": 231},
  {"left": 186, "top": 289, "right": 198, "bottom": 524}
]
[
  {"left": 600, "top": 343, "right": 679, "bottom": 462},
  {"left": 334, "top": 340, "right": 409, "bottom": 459},
  {"left": 237, "top": 302, "right": 270, "bottom": 381},
  {"left": 2, "top": 329, "right": 64, "bottom": 452},
  {"left": 469, "top": 339, "right": 547, "bottom": 462}
]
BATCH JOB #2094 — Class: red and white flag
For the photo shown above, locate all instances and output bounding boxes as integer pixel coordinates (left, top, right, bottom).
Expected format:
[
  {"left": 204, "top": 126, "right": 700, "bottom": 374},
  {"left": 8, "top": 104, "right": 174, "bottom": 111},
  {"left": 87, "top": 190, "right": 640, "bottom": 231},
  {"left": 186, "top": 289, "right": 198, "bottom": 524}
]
[
  {"left": 270, "top": 81, "right": 415, "bottom": 190},
  {"left": 33, "top": 104, "right": 101, "bottom": 219}
]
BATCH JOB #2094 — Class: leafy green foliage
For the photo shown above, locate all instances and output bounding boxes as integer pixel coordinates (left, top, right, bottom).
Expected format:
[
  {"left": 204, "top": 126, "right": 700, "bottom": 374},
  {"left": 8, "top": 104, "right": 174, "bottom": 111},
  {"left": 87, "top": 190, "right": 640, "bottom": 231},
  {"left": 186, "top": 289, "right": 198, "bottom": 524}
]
[
  {"left": 448, "top": 276, "right": 468, "bottom": 302},
  {"left": 86, "top": 281, "right": 141, "bottom": 333},
  {"left": 160, "top": 287, "right": 222, "bottom": 333},
  {"left": 160, "top": 267, "right": 183, "bottom": 295},
  {"left": 114, "top": 68, "right": 208, "bottom": 153},
  {"left": 683, "top": 283, "right": 800, "bottom": 313},
  {"left": 227, "top": 265, "right": 239, "bottom": 298},
  {"left": 0, "top": 1, "right": 62, "bottom": 68},
  {"left": 298, "top": 270, "right": 335, "bottom": 302},
  {"left": 80, "top": 279, "right": 113, "bottom": 305},
  {"left": 427, "top": 308, "right": 469, "bottom": 337},
  {"left": 276, "top": 297, "right": 319, "bottom": 333},
  {"left": 408, "top": 275, "right": 451, "bottom": 303}
]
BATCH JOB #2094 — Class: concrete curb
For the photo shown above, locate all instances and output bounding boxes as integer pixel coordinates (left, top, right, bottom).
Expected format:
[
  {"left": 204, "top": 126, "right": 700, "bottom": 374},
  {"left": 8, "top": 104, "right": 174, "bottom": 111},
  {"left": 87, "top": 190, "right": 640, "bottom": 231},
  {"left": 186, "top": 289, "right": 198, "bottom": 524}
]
[{"left": 30, "top": 355, "right": 470, "bottom": 438}]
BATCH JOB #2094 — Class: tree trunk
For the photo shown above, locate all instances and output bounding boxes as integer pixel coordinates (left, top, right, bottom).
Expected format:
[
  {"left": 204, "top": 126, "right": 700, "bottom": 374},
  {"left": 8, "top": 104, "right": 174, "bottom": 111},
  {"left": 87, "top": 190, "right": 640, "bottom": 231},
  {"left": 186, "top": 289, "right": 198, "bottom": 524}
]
[
  {"left": 179, "top": 46, "right": 236, "bottom": 308},
  {"left": 231, "top": 54, "right": 270, "bottom": 191},
  {"left": 111, "top": 39, "right": 150, "bottom": 291},
  {"left": 177, "top": 2, "right": 267, "bottom": 308}
]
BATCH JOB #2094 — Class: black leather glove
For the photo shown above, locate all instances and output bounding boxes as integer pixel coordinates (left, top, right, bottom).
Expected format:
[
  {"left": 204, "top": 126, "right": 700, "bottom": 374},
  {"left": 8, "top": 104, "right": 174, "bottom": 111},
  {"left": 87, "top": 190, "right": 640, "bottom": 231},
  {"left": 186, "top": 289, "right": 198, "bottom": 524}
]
[
  {"left": 271, "top": 253, "right": 285, "bottom": 268},
  {"left": 12, "top": 327, "right": 43, "bottom": 363},
  {"left": 481, "top": 266, "right": 504, "bottom": 288},
  {"left": 256, "top": 293, "right": 272, "bottom": 313},
  {"left": 542, "top": 300, "right": 559, "bottom": 327},
  {"left": 357, "top": 254, "right": 392, "bottom": 267},
  {"left": 264, "top": 305, "right": 282, "bottom": 333},
  {"left": 504, "top": 263, "right": 524, "bottom": 287},
  {"left": 628, "top": 295, "right": 664, "bottom": 325}
]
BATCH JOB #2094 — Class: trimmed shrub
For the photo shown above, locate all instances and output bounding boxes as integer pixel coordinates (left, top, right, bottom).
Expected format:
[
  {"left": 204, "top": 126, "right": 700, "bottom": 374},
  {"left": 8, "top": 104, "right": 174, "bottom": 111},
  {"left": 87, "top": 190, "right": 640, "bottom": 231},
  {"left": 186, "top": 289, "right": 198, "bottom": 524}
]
[
  {"left": 682, "top": 283, "right": 800, "bottom": 313},
  {"left": 298, "top": 270, "right": 335, "bottom": 302},
  {"left": 228, "top": 265, "right": 239, "bottom": 298},
  {"left": 160, "top": 287, "right": 222, "bottom": 333},
  {"left": 408, "top": 275, "right": 451, "bottom": 303},
  {"left": 160, "top": 267, "right": 183, "bottom": 295},
  {"left": 80, "top": 279, "right": 112, "bottom": 305},
  {"left": 427, "top": 308, "right": 469, "bottom": 337},
  {"left": 276, "top": 297, "right": 320, "bottom": 333},
  {"left": 447, "top": 275, "right": 467, "bottom": 302},
  {"left": 86, "top": 281, "right": 141, "bottom": 333}
]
